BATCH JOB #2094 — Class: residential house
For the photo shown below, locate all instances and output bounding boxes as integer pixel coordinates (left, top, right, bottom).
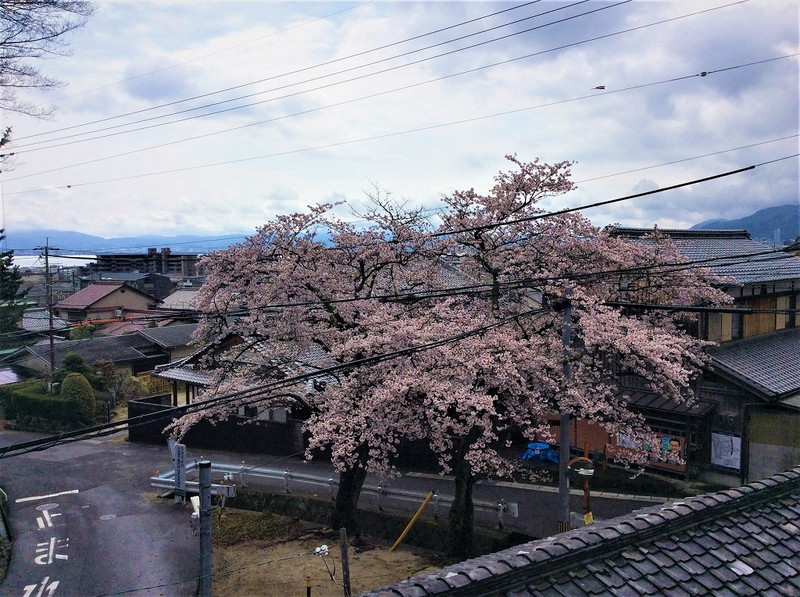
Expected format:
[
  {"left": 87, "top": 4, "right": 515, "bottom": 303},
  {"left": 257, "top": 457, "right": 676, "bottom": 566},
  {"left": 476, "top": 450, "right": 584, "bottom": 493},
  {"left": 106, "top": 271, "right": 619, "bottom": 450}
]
[
  {"left": 159, "top": 287, "right": 201, "bottom": 312},
  {"left": 81, "top": 271, "right": 174, "bottom": 300},
  {"left": 603, "top": 228, "right": 800, "bottom": 486},
  {"left": 365, "top": 466, "right": 800, "bottom": 596},
  {"left": 128, "top": 334, "right": 328, "bottom": 453},
  {"left": 16, "top": 333, "right": 171, "bottom": 377},
  {"left": 53, "top": 281, "right": 160, "bottom": 323},
  {"left": 19, "top": 307, "right": 69, "bottom": 336},
  {"left": 136, "top": 323, "right": 199, "bottom": 362}
]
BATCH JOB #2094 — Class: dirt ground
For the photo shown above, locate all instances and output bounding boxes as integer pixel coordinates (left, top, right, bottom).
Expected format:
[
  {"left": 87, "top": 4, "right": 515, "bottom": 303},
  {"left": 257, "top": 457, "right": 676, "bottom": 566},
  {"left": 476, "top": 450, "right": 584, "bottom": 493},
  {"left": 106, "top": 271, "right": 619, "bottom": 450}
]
[{"left": 211, "top": 508, "right": 445, "bottom": 597}]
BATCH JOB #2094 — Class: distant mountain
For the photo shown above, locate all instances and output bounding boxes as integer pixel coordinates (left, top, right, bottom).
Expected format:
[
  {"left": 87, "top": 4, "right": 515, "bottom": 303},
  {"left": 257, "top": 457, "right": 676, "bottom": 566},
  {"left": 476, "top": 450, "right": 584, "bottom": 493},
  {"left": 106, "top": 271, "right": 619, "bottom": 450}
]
[
  {"left": 4, "top": 229, "right": 251, "bottom": 256},
  {"left": 691, "top": 204, "right": 799, "bottom": 244}
]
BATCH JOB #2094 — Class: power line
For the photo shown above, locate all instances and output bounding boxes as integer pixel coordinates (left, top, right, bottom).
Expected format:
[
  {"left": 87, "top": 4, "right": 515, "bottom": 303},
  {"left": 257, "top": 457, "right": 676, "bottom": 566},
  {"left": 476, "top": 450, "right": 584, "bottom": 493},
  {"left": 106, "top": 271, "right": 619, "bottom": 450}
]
[
  {"left": 575, "top": 134, "right": 800, "bottom": 184},
  {"left": 18, "top": 0, "right": 542, "bottom": 142},
  {"left": 432, "top": 164, "right": 758, "bottom": 237},
  {"left": 42, "top": 0, "right": 376, "bottom": 114},
  {"left": 0, "top": 307, "right": 547, "bottom": 460},
  {"left": 6, "top": 2, "right": 762, "bottom": 173},
  {"left": 11, "top": 0, "right": 603, "bottom": 149},
  {"left": 9, "top": 50, "right": 792, "bottom": 185}
]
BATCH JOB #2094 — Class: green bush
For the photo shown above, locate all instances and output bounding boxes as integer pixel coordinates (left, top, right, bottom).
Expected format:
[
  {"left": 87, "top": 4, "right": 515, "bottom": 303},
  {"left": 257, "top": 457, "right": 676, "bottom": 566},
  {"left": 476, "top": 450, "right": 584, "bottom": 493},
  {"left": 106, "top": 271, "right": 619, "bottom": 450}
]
[
  {"left": 2, "top": 377, "right": 92, "bottom": 431},
  {"left": 60, "top": 373, "right": 96, "bottom": 425}
]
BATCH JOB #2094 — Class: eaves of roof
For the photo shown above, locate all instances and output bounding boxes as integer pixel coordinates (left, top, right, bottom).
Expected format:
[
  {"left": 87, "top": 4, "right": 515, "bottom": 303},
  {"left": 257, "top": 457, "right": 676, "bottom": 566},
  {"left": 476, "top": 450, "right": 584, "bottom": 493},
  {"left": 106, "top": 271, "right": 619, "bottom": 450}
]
[
  {"left": 611, "top": 228, "right": 800, "bottom": 285},
  {"left": 709, "top": 328, "right": 800, "bottom": 400}
]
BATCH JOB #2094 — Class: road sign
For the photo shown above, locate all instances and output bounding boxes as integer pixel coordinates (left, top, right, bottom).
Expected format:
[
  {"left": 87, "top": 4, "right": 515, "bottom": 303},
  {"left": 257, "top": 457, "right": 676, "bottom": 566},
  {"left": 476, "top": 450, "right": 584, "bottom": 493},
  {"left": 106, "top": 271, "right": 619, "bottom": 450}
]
[{"left": 174, "top": 443, "right": 186, "bottom": 500}]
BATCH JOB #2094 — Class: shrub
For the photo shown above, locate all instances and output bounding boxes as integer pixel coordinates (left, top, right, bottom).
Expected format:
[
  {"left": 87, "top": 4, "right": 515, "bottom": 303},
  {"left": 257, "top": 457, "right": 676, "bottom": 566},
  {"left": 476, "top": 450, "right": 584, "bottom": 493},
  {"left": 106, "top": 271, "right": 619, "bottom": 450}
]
[
  {"left": 60, "top": 373, "right": 96, "bottom": 425},
  {"left": 52, "top": 353, "right": 97, "bottom": 388}
]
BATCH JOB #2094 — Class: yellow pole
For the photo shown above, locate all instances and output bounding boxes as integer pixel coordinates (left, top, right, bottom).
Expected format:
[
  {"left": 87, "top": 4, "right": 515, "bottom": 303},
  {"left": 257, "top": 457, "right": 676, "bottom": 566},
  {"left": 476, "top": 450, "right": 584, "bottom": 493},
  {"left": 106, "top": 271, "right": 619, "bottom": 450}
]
[{"left": 390, "top": 491, "right": 435, "bottom": 552}]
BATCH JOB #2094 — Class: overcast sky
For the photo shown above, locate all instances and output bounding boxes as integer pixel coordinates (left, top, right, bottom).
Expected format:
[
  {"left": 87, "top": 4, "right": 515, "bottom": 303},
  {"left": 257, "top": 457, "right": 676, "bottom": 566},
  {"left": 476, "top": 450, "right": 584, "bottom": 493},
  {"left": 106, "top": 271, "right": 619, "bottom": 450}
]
[{"left": 0, "top": 0, "right": 797, "bottom": 240}]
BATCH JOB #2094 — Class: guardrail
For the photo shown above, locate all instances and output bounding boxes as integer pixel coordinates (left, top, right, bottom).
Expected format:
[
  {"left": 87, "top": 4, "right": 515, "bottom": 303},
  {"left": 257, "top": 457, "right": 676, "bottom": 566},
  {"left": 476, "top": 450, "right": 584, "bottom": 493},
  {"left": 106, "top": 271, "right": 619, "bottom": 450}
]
[{"left": 150, "top": 460, "right": 519, "bottom": 526}]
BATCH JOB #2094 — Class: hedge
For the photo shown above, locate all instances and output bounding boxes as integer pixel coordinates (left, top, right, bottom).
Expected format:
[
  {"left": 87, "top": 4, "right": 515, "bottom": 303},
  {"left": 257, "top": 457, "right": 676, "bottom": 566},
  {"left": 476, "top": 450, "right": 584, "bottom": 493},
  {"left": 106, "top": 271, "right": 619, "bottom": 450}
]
[{"left": 1, "top": 380, "right": 87, "bottom": 428}]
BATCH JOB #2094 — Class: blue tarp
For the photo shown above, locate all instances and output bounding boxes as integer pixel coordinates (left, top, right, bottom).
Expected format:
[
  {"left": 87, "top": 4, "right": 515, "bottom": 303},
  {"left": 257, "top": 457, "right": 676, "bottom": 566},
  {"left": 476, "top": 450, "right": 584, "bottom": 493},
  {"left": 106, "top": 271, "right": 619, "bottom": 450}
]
[{"left": 520, "top": 442, "right": 559, "bottom": 464}]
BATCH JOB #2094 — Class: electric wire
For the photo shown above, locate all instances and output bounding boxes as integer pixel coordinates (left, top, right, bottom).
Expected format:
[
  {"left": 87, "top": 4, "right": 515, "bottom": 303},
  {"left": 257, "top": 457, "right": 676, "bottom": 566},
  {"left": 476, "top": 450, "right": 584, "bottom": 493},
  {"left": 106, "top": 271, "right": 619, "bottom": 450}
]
[
  {"left": 21, "top": 0, "right": 543, "bottom": 141},
  {"left": 8, "top": 51, "right": 793, "bottom": 185},
  {"left": 10, "top": 0, "right": 610, "bottom": 149},
  {"left": 0, "top": 308, "right": 546, "bottom": 459},
  {"left": 4, "top": 2, "right": 766, "bottom": 184}
]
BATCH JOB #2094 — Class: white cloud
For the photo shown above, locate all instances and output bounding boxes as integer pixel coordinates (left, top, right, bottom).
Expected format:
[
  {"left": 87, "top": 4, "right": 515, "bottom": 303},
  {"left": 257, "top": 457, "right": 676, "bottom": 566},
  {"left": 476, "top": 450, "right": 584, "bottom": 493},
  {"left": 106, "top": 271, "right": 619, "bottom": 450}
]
[{"left": 0, "top": 0, "right": 796, "bottom": 240}]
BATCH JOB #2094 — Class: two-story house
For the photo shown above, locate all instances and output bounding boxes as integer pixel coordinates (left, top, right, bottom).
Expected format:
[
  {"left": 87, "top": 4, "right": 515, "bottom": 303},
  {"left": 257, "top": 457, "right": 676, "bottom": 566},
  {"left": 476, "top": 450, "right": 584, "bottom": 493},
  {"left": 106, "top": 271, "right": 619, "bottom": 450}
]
[{"left": 609, "top": 228, "right": 800, "bottom": 486}]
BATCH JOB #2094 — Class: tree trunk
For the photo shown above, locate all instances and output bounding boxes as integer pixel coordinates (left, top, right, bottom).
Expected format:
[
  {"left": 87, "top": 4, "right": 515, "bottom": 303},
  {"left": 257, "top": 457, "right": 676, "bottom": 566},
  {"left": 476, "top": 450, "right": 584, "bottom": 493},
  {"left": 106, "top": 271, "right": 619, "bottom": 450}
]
[
  {"left": 331, "top": 446, "right": 368, "bottom": 538},
  {"left": 448, "top": 438, "right": 477, "bottom": 559}
]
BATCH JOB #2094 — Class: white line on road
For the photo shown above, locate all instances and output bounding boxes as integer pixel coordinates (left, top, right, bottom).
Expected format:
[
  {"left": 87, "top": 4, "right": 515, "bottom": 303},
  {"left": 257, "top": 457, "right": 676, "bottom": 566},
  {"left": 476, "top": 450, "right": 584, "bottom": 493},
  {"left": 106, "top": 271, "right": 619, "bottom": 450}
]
[{"left": 15, "top": 490, "right": 79, "bottom": 504}]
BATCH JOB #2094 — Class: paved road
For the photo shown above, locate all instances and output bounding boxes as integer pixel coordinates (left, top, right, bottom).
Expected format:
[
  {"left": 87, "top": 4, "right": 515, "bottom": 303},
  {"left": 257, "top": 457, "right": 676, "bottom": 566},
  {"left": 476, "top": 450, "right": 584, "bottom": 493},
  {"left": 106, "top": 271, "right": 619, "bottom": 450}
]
[
  {"left": 0, "top": 430, "right": 197, "bottom": 597},
  {"left": 0, "top": 429, "right": 669, "bottom": 596}
]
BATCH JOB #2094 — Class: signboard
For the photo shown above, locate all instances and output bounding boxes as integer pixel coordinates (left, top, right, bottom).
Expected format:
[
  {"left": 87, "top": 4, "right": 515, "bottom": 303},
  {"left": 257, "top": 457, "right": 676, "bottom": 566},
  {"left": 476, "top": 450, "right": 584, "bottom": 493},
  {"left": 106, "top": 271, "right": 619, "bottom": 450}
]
[
  {"left": 614, "top": 432, "right": 687, "bottom": 473},
  {"left": 711, "top": 432, "right": 741, "bottom": 470},
  {"left": 174, "top": 443, "right": 186, "bottom": 500}
]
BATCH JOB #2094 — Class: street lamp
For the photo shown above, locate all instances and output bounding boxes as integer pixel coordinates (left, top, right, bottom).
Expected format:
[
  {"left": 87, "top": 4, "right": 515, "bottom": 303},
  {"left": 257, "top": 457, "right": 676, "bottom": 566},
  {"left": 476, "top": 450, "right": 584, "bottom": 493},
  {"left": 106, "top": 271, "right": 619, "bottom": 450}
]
[{"left": 567, "top": 456, "right": 595, "bottom": 526}]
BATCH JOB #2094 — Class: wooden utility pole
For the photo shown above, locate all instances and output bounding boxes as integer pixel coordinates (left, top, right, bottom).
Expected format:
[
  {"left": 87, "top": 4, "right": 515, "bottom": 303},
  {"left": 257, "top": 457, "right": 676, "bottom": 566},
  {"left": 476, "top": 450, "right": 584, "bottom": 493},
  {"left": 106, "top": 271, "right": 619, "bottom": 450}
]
[
  {"left": 33, "top": 239, "right": 59, "bottom": 389},
  {"left": 558, "top": 288, "right": 572, "bottom": 533},
  {"left": 199, "top": 460, "right": 212, "bottom": 597}
]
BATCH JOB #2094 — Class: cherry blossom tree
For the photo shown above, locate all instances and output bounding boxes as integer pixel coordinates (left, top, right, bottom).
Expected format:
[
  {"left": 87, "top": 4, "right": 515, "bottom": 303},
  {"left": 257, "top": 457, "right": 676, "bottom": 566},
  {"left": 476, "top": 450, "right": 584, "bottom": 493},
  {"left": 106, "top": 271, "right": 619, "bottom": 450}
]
[
  {"left": 308, "top": 156, "right": 729, "bottom": 556},
  {"left": 174, "top": 157, "right": 730, "bottom": 556},
  {"left": 171, "top": 194, "right": 441, "bottom": 535}
]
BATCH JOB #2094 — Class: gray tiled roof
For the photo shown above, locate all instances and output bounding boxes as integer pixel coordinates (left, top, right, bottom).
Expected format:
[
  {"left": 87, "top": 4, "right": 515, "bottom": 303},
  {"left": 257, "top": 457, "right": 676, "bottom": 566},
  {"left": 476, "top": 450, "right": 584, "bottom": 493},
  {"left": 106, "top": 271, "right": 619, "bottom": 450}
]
[
  {"left": 152, "top": 362, "right": 212, "bottom": 385},
  {"left": 611, "top": 228, "right": 800, "bottom": 285},
  {"left": 136, "top": 323, "right": 199, "bottom": 348},
  {"left": 159, "top": 288, "right": 200, "bottom": 310},
  {"left": 25, "top": 333, "right": 158, "bottom": 365},
  {"left": 709, "top": 327, "right": 800, "bottom": 399},
  {"left": 20, "top": 308, "right": 69, "bottom": 333},
  {"left": 364, "top": 467, "right": 800, "bottom": 596},
  {"left": 626, "top": 388, "right": 715, "bottom": 417}
]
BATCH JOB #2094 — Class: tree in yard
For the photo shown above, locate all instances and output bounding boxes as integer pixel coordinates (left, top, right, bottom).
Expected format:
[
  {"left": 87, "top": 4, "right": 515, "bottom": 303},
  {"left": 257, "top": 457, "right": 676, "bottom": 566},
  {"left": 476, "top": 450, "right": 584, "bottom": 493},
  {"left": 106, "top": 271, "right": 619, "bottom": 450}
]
[
  {"left": 303, "top": 156, "right": 730, "bottom": 557},
  {"left": 0, "top": 0, "right": 94, "bottom": 117},
  {"left": 94, "top": 359, "right": 143, "bottom": 406},
  {"left": 52, "top": 352, "right": 95, "bottom": 387},
  {"left": 60, "top": 371, "right": 95, "bottom": 425},
  {"left": 0, "top": 229, "right": 27, "bottom": 336},
  {"left": 171, "top": 194, "right": 439, "bottom": 537}
]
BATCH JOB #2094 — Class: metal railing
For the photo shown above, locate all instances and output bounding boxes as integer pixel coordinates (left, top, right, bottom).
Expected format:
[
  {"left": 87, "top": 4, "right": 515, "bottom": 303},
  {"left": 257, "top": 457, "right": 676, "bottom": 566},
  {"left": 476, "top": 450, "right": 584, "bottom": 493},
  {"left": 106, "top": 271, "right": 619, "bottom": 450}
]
[{"left": 150, "top": 460, "right": 519, "bottom": 526}]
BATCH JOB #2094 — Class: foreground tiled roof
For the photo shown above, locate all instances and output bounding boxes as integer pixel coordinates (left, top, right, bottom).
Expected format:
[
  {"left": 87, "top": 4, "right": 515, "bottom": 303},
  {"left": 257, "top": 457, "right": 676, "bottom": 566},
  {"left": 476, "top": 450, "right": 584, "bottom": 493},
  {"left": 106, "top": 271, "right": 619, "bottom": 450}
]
[
  {"left": 612, "top": 228, "right": 800, "bottom": 285},
  {"left": 709, "top": 328, "right": 800, "bottom": 400},
  {"left": 364, "top": 467, "right": 800, "bottom": 596}
]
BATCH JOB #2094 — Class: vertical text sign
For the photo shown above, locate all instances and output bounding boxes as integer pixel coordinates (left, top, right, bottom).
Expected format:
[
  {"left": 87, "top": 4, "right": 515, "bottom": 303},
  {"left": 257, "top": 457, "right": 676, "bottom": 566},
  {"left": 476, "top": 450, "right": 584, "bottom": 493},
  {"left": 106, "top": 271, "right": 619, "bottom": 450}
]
[{"left": 174, "top": 443, "right": 186, "bottom": 499}]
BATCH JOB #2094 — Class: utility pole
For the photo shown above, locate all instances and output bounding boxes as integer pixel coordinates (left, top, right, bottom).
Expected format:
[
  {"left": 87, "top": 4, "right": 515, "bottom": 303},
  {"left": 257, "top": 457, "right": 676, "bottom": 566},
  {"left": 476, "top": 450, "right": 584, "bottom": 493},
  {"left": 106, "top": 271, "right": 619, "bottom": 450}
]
[
  {"left": 198, "top": 460, "right": 212, "bottom": 597},
  {"left": 557, "top": 288, "right": 572, "bottom": 533},
  {"left": 33, "top": 239, "right": 59, "bottom": 389}
]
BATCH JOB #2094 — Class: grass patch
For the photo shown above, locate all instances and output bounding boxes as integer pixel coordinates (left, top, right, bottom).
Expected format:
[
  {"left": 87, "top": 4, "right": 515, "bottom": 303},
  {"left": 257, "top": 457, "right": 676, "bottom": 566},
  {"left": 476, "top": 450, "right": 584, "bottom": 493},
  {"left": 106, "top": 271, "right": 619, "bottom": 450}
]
[{"left": 212, "top": 508, "right": 308, "bottom": 547}]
